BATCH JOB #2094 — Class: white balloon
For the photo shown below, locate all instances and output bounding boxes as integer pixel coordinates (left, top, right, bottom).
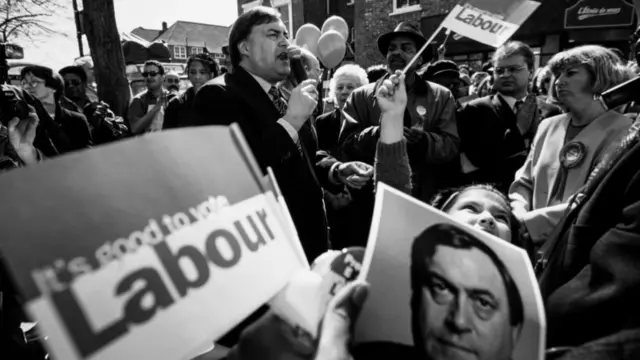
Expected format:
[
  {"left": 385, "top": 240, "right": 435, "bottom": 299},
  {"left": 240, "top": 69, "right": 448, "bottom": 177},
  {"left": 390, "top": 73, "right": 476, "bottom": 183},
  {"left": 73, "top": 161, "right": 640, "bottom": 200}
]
[
  {"left": 321, "top": 15, "right": 349, "bottom": 42},
  {"left": 317, "top": 30, "right": 346, "bottom": 69}
]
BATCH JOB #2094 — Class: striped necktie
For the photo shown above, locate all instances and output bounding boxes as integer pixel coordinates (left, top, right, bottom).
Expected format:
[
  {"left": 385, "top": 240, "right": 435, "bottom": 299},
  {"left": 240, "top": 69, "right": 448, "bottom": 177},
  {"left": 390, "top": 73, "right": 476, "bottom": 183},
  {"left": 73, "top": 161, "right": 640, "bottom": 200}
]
[{"left": 268, "top": 86, "right": 287, "bottom": 117}]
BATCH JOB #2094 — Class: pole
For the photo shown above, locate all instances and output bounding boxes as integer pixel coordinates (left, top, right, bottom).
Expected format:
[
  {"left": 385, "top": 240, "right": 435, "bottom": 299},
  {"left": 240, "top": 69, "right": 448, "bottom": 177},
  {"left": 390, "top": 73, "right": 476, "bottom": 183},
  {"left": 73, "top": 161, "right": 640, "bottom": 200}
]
[
  {"left": 72, "top": 0, "right": 84, "bottom": 57},
  {"left": 401, "top": 24, "right": 443, "bottom": 76},
  {"left": 0, "top": 43, "right": 8, "bottom": 84}
]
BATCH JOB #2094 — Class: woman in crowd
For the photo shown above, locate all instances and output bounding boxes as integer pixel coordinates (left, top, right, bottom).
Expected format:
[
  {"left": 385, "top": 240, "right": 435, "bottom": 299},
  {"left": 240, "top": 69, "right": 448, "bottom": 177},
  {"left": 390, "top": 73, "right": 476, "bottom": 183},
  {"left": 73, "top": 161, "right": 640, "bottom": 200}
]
[
  {"left": 509, "top": 45, "right": 634, "bottom": 245},
  {"left": 316, "top": 64, "right": 369, "bottom": 155},
  {"left": 20, "top": 65, "right": 92, "bottom": 153},
  {"left": 374, "top": 71, "right": 533, "bottom": 259},
  {"left": 163, "top": 53, "right": 219, "bottom": 130},
  {"left": 316, "top": 64, "right": 370, "bottom": 250}
]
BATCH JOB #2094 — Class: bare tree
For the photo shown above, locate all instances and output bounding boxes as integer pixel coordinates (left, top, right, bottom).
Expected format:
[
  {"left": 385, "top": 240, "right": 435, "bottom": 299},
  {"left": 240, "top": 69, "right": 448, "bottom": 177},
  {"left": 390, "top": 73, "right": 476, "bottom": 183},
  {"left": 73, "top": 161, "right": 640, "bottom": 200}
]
[
  {"left": 82, "top": 0, "right": 130, "bottom": 117},
  {"left": 0, "top": 0, "right": 66, "bottom": 42}
]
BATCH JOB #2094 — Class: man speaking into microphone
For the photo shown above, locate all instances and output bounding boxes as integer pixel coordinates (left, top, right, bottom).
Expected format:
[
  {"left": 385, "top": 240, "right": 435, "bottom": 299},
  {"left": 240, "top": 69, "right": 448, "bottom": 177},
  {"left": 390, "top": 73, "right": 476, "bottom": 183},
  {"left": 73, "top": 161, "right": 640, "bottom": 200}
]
[{"left": 194, "top": 6, "right": 372, "bottom": 262}]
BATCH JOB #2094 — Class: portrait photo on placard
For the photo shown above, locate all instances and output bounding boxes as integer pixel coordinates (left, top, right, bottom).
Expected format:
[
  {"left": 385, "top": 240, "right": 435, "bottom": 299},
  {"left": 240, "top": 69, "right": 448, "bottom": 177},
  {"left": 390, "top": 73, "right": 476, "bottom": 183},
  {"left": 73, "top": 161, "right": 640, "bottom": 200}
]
[{"left": 354, "top": 183, "right": 545, "bottom": 360}]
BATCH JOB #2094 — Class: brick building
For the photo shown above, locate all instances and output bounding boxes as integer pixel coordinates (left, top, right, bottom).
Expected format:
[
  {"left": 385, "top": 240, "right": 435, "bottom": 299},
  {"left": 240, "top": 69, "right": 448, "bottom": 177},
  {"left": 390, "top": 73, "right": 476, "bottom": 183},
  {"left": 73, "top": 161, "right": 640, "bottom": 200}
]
[{"left": 355, "top": 0, "right": 637, "bottom": 70}]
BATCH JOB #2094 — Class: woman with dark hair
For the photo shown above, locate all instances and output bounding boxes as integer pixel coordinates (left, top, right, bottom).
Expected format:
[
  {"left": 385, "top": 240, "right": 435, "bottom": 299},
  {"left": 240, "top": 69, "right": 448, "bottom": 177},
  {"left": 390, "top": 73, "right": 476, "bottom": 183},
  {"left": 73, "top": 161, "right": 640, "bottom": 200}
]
[
  {"left": 20, "top": 65, "right": 92, "bottom": 153},
  {"left": 163, "top": 53, "right": 219, "bottom": 129}
]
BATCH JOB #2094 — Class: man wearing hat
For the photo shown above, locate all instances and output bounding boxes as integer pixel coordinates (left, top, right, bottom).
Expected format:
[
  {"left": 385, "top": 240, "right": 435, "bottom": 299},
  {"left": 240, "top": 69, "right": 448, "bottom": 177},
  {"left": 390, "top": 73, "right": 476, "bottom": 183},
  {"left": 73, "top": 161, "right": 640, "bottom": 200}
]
[{"left": 339, "top": 21, "right": 459, "bottom": 203}]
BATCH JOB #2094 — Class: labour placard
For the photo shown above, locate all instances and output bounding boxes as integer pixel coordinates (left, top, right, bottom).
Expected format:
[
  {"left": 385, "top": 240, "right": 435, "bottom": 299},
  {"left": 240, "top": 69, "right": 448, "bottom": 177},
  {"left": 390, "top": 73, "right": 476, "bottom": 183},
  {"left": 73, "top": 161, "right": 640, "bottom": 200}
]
[
  {"left": 0, "top": 126, "right": 305, "bottom": 360},
  {"left": 442, "top": 0, "right": 540, "bottom": 48}
]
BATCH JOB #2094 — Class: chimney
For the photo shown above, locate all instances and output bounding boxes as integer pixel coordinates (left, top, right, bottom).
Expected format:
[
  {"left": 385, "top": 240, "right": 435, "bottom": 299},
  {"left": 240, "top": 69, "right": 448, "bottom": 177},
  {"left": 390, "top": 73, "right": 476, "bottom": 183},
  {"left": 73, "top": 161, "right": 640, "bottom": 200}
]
[{"left": 162, "top": 21, "right": 168, "bottom": 32}]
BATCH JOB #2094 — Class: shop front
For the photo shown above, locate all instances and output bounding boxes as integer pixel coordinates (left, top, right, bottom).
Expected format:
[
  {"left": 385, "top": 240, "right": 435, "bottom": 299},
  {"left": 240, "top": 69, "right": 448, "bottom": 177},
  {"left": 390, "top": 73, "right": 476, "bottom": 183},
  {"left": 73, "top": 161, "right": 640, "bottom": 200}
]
[{"left": 562, "top": 0, "right": 636, "bottom": 55}]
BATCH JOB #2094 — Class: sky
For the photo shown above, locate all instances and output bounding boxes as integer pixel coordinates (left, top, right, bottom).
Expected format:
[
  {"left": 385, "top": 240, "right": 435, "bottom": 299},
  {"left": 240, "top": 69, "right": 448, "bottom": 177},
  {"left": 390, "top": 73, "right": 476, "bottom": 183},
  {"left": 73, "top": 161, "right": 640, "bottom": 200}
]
[{"left": 15, "top": 0, "right": 239, "bottom": 71}]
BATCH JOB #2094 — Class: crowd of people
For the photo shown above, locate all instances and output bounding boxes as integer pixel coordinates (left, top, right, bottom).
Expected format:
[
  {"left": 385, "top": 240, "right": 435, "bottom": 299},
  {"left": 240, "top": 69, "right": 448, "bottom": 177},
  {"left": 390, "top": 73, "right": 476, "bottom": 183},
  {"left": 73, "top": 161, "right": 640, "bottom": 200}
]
[{"left": 3, "top": 4, "right": 640, "bottom": 360}]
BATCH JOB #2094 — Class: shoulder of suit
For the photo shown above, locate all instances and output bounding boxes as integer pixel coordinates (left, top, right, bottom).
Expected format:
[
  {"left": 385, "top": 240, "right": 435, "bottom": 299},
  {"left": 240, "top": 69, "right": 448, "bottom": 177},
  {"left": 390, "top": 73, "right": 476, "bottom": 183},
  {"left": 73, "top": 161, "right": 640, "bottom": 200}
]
[
  {"left": 424, "top": 80, "right": 452, "bottom": 97},
  {"left": 461, "top": 94, "right": 494, "bottom": 109},
  {"left": 537, "top": 112, "right": 568, "bottom": 134},
  {"left": 200, "top": 73, "right": 229, "bottom": 90}
]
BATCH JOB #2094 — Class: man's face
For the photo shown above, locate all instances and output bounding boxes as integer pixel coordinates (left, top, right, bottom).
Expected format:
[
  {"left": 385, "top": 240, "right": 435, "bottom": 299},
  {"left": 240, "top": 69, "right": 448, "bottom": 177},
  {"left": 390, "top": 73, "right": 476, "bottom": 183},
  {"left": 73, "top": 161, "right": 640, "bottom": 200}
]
[
  {"left": 492, "top": 55, "right": 530, "bottom": 97},
  {"left": 240, "top": 20, "right": 290, "bottom": 83},
  {"left": 387, "top": 35, "right": 421, "bottom": 73},
  {"left": 417, "top": 245, "right": 516, "bottom": 360},
  {"left": 62, "top": 73, "right": 85, "bottom": 100},
  {"left": 164, "top": 75, "right": 180, "bottom": 92},
  {"left": 143, "top": 65, "right": 163, "bottom": 91},
  {"left": 305, "top": 55, "right": 323, "bottom": 83}
]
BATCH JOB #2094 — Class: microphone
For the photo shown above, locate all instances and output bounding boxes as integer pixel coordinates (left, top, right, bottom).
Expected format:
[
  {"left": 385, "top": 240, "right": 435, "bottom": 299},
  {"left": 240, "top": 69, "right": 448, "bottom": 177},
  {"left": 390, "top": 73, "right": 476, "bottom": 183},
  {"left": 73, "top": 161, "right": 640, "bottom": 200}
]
[
  {"left": 289, "top": 56, "right": 308, "bottom": 88},
  {"left": 598, "top": 75, "right": 640, "bottom": 110}
]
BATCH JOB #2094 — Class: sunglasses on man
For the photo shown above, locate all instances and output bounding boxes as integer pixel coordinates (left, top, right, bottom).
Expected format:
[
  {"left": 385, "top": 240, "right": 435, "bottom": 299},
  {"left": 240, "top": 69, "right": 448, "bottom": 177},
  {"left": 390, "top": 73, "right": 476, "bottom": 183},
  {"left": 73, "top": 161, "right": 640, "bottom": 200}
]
[{"left": 142, "top": 71, "right": 160, "bottom": 78}]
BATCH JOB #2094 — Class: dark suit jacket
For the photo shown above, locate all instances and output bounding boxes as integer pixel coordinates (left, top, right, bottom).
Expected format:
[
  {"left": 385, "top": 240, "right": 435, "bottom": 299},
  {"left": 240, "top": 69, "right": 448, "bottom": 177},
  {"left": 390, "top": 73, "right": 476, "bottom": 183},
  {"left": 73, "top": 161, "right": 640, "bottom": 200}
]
[
  {"left": 315, "top": 108, "right": 341, "bottom": 157},
  {"left": 458, "top": 94, "right": 561, "bottom": 193},
  {"left": 193, "top": 66, "right": 338, "bottom": 262},
  {"left": 538, "top": 127, "right": 640, "bottom": 348},
  {"left": 163, "top": 87, "right": 197, "bottom": 130}
]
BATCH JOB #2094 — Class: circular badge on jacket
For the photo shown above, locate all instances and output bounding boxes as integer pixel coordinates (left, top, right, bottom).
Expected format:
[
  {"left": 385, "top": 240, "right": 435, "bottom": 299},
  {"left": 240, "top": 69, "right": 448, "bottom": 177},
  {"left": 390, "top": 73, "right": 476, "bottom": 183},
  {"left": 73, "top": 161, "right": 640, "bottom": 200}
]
[{"left": 559, "top": 141, "right": 587, "bottom": 169}]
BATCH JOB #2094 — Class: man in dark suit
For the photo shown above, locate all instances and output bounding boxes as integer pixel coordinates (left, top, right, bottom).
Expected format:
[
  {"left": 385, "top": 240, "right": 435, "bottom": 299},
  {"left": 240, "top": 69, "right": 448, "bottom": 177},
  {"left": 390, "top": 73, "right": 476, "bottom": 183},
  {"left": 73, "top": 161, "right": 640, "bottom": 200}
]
[
  {"left": 193, "top": 6, "right": 372, "bottom": 262},
  {"left": 457, "top": 41, "right": 562, "bottom": 193},
  {"left": 536, "top": 112, "right": 640, "bottom": 354}
]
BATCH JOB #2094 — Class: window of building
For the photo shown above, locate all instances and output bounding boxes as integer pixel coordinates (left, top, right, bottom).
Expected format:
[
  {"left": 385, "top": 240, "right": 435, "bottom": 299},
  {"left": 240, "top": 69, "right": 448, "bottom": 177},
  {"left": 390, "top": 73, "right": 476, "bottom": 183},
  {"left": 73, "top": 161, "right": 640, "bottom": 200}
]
[
  {"left": 392, "top": 0, "right": 421, "bottom": 16},
  {"left": 274, "top": 1, "right": 293, "bottom": 38},
  {"left": 174, "top": 45, "right": 186, "bottom": 59},
  {"left": 191, "top": 47, "right": 204, "bottom": 55}
]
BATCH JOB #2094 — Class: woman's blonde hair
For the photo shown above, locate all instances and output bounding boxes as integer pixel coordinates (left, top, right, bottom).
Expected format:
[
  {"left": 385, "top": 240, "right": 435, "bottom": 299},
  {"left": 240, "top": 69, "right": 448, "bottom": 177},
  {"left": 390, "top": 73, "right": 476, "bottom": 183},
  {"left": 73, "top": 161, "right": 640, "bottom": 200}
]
[
  {"left": 329, "top": 64, "right": 369, "bottom": 102},
  {"left": 547, "top": 45, "right": 634, "bottom": 97}
]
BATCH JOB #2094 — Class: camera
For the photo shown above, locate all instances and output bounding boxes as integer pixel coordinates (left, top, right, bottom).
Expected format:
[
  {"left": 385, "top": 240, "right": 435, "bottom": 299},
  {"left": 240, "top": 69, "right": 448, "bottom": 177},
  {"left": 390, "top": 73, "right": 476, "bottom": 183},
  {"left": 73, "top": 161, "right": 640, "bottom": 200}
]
[{"left": 0, "top": 85, "right": 30, "bottom": 126}]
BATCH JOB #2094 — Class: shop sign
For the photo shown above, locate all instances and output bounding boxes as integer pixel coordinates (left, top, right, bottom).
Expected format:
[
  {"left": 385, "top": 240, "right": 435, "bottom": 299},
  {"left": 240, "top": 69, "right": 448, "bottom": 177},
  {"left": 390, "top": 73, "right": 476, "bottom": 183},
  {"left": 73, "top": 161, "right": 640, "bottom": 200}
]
[{"left": 565, "top": 0, "right": 635, "bottom": 29}]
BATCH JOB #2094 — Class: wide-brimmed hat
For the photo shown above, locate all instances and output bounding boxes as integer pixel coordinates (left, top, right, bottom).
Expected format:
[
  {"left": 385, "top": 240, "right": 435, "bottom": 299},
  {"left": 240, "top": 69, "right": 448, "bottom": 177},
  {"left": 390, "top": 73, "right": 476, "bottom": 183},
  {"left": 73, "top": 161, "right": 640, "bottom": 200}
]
[
  {"left": 377, "top": 22, "right": 427, "bottom": 56},
  {"left": 424, "top": 60, "right": 460, "bottom": 79}
]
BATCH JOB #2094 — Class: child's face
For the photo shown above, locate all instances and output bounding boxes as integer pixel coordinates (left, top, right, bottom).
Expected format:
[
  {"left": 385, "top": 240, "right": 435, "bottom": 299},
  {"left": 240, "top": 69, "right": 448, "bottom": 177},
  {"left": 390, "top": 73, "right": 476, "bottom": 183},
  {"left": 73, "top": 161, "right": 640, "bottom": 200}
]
[{"left": 447, "top": 189, "right": 512, "bottom": 242}]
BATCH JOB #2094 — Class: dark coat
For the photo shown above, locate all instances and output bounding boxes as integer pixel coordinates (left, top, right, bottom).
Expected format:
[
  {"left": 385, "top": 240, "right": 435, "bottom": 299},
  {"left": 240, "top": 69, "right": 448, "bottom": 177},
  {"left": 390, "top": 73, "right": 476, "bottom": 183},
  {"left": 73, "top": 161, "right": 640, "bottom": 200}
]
[
  {"left": 315, "top": 108, "right": 342, "bottom": 157},
  {"left": 339, "top": 75, "right": 460, "bottom": 202},
  {"left": 457, "top": 94, "right": 561, "bottom": 193},
  {"left": 538, "top": 120, "right": 640, "bottom": 348},
  {"left": 193, "top": 66, "right": 338, "bottom": 262},
  {"left": 163, "top": 87, "right": 198, "bottom": 130}
]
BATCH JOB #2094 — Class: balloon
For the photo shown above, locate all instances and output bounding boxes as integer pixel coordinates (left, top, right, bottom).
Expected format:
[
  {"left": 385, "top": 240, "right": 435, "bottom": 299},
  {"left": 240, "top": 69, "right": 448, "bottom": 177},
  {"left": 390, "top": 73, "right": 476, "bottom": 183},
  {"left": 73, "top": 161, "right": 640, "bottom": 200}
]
[
  {"left": 295, "top": 24, "right": 321, "bottom": 57},
  {"left": 317, "top": 30, "right": 346, "bottom": 69},
  {"left": 321, "top": 15, "right": 349, "bottom": 42}
]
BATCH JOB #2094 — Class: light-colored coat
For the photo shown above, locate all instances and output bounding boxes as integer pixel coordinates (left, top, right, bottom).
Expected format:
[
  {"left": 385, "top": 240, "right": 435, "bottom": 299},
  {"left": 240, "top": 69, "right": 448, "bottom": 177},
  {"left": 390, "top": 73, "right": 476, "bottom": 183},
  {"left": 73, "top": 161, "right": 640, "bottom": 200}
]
[{"left": 510, "top": 111, "right": 632, "bottom": 243}]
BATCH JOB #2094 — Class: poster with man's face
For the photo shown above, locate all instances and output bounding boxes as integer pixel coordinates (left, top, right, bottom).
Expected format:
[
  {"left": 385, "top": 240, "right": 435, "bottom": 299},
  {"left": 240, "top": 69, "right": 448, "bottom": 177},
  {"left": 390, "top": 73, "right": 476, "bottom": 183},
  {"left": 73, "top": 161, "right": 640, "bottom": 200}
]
[{"left": 355, "top": 184, "right": 545, "bottom": 360}]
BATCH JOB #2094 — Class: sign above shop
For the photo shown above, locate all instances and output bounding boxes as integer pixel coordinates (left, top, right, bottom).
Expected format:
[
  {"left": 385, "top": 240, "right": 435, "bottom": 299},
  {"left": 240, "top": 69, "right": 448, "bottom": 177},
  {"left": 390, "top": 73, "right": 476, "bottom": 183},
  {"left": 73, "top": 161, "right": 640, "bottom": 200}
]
[{"left": 565, "top": 0, "right": 635, "bottom": 29}]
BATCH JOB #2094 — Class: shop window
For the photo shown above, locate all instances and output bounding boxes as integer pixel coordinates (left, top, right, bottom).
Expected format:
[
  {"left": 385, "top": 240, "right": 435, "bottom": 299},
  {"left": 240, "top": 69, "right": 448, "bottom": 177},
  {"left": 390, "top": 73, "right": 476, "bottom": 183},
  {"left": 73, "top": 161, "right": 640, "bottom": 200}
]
[
  {"left": 392, "top": 0, "right": 421, "bottom": 16},
  {"left": 174, "top": 46, "right": 186, "bottom": 59}
]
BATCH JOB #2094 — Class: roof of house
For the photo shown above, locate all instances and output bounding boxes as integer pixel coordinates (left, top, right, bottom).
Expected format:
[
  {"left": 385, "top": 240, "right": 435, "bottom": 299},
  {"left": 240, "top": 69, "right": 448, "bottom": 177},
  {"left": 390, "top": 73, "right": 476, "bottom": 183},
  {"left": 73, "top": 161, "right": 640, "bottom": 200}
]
[
  {"left": 121, "top": 32, "right": 150, "bottom": 46},
  {"left": 153, "top": 21, "right": 230, "bottom": 54},
  {"left": 131, "top": 27, "right": 162, "bottom": 42}
]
